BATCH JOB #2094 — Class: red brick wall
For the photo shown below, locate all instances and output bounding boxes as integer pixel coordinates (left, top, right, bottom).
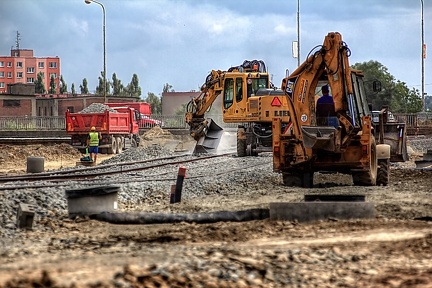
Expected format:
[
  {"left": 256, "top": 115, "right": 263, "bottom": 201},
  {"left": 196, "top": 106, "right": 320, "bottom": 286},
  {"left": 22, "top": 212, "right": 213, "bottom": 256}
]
[{"left": 0, "top": 98, "right": 33, "bottom": 116}]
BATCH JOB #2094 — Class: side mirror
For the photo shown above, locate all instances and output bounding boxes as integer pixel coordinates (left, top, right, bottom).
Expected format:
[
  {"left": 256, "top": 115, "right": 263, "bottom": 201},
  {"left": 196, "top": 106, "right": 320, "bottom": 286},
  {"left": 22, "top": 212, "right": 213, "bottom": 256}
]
[{"left": 372, "top": 80, "right": 382, "bottom": 92}]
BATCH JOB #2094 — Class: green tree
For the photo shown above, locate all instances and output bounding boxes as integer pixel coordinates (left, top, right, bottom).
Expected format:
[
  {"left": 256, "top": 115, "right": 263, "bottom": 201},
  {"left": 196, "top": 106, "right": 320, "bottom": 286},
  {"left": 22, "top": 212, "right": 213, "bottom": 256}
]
[
  {"left": 80, "top": 78, "right": 89, "bottom": 94},
  {"left": 111, "top": 73, "right": 124, "bottom": 96},
  {"left": 48, "top": 75, "right": 56, "bottom": 94},
  {"left": 125, "top": 74, "right": 141, "bottom": 98},
  {"left": 174, "top": 103, "right": 187, "bottom": 116},
  {"left": 163, "top": 83, "right": 174, "bottom": 93},
  {"left": 59, "top": 75, "right": 67, "bottom": 94},
  {"left": 34, "top": 72, "right": 46, "bottom": 94},
  {"left": 351, "top": 60, "right": 422, "bottom": 113},
  {"left": 71, "top": 83, "right": 76, "bottom": 95},
  {"left": 391, "top": 82, "right": 423, "bottom": 113},
  {"left": 351, "top": 61, "right": 394, "bottom": 110},
  {"left": 96, "top": 71, "right": 110, "bottom": 96},
  {"left": 145, "top": 92, "right": 162, "bottom": 115}
]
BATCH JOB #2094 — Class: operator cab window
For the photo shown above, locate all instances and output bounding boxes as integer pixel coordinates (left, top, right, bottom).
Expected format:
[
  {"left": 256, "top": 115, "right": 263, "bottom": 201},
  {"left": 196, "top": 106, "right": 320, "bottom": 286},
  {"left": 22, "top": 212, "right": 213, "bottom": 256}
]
[
  {"left": 223, "top": 78, "right": 234, "bottom": 109},
  {"left": 235, "top": 78, "right": 243, "bottom": 102},
  {"left": 247, "top": 75, "right": 269, "bottom": 97}
]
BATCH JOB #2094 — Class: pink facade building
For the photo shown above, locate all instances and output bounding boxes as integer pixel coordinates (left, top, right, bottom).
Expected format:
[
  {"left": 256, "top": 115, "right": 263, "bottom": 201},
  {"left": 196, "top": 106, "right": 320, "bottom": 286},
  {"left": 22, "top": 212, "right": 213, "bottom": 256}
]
[{"left": 0, "top": 49, "right": 60, "bottom": 94}]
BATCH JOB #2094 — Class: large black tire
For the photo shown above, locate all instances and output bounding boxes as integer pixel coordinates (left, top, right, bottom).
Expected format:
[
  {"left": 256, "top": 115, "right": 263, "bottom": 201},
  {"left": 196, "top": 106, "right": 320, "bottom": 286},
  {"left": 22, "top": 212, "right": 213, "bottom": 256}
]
[
  {"left": 282, "top": 172, "right": 313, "bottom": 188},
  {"left": 107, "top": 138, "right": 117, "bottom": 155},
  {"left": 116, "top": 137, "right": 123, "bottom": 154},
  {"left": 131, "top": 138, "right": 138, "bottom": 148},
  {"left": 237, "top": 130, "right": 246, "bottom": 157},
  {"left": 352, "top": 137, "right": 378, "bottom": 186},
  {"left": 377, "top": 159, "right": 389, "bottom": 186}
]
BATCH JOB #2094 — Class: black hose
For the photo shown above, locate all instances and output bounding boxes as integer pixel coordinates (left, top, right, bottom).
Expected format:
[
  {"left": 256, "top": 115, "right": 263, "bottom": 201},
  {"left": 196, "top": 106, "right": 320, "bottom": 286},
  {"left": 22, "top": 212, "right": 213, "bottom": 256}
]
[{"left": 90, "top": 208, "right": 270, "bottom": 224}]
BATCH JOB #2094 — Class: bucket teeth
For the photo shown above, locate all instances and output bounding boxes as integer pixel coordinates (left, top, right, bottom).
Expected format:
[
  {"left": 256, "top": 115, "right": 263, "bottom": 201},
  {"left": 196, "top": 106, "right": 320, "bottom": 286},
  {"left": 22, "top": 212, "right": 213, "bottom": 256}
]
[{"left": 193, "top": 119, "right": 223, "bottom": 154}]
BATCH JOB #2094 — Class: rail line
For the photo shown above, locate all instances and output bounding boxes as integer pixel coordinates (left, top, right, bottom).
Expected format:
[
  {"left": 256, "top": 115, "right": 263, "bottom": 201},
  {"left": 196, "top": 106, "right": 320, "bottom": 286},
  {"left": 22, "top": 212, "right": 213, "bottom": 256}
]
[{"left": 0, "top": 152, "right": 238, "bottom": 188}]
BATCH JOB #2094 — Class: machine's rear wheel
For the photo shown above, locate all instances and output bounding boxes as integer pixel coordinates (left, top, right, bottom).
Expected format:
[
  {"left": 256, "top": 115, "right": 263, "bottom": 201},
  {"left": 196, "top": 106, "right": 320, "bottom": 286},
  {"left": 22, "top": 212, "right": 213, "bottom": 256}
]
[
  {"left": 352, "top": 137, "right": 378, "bottom": 186},
  {"left": 377, "top": 159, "right": 389, "bottom": 186},
  {"left": 282, "top": 172, "right": 314, "bottom": 188}
]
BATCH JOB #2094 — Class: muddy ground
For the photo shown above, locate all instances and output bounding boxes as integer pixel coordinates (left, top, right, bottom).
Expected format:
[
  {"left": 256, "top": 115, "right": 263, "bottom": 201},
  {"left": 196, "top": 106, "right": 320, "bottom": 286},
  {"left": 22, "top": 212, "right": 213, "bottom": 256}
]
[{"left": 0, "top": 132, "right": 431, "bottom": 287}]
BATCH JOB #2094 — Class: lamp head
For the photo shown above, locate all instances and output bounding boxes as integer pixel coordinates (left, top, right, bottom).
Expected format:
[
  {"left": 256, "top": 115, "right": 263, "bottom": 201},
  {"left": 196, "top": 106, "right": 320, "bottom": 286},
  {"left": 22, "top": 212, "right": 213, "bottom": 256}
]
[{"left": 84, "top": 0, "right": 92, "bottom": 4}]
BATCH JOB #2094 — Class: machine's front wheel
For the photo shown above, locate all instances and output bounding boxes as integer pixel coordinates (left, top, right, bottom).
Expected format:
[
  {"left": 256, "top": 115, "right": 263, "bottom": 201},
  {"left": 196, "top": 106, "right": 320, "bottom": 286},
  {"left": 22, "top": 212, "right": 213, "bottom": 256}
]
[
  {"left": 377, "top": 159, "right": 389, "bottom": 186},
  {"left": 237, "top": 127, "right": 246, "bottom": 157},
  {"left": 352, "top": 137, "right": 378, "bottom": 186}
]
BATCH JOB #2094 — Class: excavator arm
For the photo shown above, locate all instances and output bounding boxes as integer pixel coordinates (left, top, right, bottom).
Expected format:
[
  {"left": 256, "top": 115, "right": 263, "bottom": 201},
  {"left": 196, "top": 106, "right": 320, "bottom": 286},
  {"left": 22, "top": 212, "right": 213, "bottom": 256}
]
[
  {"left": 279, "top": 32, "right": 359, "bottom": 160},
  {"left": 185, "top": 70, "right": 225, "bottom": 141}
]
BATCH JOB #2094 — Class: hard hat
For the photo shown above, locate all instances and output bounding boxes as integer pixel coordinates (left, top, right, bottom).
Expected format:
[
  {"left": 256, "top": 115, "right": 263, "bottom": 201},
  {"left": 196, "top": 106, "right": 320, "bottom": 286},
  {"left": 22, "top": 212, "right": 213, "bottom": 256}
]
[{"left": 91, "top": 126, "right": 96, "bottom": 131}]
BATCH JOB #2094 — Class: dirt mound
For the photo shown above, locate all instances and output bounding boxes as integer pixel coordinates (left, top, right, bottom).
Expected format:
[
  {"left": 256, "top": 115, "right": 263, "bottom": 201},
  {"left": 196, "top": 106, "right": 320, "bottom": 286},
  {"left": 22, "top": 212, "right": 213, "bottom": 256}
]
[{"left": 0, "top": 143, "right": 82, "bottom": 164}]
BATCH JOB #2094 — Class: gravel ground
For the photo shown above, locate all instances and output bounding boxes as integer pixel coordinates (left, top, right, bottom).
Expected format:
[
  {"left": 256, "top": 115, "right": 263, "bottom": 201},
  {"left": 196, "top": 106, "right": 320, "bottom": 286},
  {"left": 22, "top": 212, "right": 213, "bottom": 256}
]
[{"left": 0, "top": 133, "right": 431, "bottom": 287}]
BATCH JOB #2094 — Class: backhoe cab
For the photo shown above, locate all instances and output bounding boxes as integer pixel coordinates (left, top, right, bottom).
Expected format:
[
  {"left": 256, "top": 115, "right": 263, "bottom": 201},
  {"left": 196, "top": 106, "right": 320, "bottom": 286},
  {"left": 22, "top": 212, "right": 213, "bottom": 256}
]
[
  {"left": 186, "top": 60, "right": 290, "bottom": 155},
  {"left": 273, "top": 32, "right": 396, "bottom": 187}
]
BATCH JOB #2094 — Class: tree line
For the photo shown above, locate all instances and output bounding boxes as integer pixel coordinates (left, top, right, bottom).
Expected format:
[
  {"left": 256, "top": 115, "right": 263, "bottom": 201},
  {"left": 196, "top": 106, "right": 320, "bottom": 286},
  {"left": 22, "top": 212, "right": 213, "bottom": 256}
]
[{"left": 32, "top": 60, "right": 426, "bottom": 115}]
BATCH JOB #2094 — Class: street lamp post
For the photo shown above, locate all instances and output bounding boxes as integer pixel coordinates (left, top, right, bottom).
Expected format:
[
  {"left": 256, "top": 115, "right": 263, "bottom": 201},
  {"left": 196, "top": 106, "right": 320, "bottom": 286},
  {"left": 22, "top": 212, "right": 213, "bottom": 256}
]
[
  {"left": 85, "top": 0, "right": 107, "bottom": 103},
  {"left": 421, "top": 0, "right": 425, "bottom": 111}
]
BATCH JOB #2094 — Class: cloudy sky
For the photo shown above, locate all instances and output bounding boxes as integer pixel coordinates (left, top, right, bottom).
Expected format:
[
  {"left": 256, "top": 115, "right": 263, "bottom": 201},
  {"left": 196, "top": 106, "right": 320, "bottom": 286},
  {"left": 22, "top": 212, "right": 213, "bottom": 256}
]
[{"left": 1, "top": 0, "right": 431, "bottom": 98}]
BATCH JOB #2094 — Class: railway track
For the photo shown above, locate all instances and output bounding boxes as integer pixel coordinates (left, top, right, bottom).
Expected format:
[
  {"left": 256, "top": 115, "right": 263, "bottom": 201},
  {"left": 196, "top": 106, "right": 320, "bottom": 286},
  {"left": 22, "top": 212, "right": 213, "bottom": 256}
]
[{"left": 0, "top": 152, "right": 269, "bottom": 190}]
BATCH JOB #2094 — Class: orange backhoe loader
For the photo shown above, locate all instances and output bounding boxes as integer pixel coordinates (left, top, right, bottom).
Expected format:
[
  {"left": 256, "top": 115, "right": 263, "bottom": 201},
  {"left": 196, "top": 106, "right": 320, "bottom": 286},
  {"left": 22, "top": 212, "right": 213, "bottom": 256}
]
[{"left": 272, "top": 32, "right": 406, "bottom": 187}]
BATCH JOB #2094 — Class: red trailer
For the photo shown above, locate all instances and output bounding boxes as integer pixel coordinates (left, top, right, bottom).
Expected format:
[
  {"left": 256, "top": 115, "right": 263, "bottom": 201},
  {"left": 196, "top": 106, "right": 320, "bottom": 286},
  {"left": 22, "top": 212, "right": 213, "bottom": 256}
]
[{"left": 65, "top": 107, "right": 141, "bottom": 154}]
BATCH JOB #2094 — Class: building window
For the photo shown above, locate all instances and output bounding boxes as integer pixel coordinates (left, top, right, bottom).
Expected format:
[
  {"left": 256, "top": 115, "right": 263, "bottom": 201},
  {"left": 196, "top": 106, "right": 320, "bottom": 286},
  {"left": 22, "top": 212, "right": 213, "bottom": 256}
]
[
  {"left": 0, "top": 82, "right": 4, "bottom": 88},
  {"left": 3, "top": 100, "right": 21, "bottom": 107},
  {"left": 17, "top": 72, "right": 23, "bottom": 78},
  {"left": 17, "top": 62, "right": 23, "bottom": 68},
  {"left": 7, "top": 72, "right": 12, "bottom": 78},
  {"left": 38, "top": 62, "right": 44, "bottom": 68},
  {"left": 49, "top": 73, "right": 57, "bottom": 79},
  {"left": 49, "top": 62, "right": 57, "bottom": 68},
  {"left": 7, "top": 62, "right": 12, "bottom": 67},
  {"left": 27, "top": 67, "right": 35, "bottom": 73},
  {"left": 67, "top": 106, "right": 75, "bottom": 113},
  {"left": 0, "top": 61, "right": 4, "bottom": 67},
  {"left": 0, "top": 72, "right": 4, "bottom": 78},
  {"left": 27, "top": 77, "right": 34, "bottom": 83}
]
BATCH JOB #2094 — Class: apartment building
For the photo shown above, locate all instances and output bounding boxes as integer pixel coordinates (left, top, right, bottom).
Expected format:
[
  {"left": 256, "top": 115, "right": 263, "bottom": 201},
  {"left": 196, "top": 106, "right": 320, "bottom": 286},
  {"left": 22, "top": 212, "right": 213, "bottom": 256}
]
[{"left": 0, "top": 49, "right": 60, "bottom": 94}]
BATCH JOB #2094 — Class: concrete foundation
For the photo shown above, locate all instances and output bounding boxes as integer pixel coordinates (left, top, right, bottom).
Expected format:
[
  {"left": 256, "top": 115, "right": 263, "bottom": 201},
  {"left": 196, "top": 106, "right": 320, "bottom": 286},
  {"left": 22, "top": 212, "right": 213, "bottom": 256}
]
[{"left": 269, "top": 202, "right": 375, "bottom": 223}]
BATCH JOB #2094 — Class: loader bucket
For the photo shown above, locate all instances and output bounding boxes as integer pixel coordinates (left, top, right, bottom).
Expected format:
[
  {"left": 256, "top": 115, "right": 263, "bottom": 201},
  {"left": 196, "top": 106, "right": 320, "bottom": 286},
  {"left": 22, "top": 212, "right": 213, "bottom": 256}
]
[
  {"left": 193, "top": 118, "right": 224, "bottom": 154},
  {"left": 301, "top": 126, "right": 337, "bottom": 152},
  {"left": 380, "top": 122, "right": 408, "bottom": 162}
]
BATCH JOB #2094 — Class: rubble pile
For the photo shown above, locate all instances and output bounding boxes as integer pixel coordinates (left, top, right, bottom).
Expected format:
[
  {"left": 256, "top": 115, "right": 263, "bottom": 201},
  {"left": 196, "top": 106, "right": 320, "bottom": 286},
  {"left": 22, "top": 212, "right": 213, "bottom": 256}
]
[{"left": 78, "top": 103, "right": 117, "bottom": 113}]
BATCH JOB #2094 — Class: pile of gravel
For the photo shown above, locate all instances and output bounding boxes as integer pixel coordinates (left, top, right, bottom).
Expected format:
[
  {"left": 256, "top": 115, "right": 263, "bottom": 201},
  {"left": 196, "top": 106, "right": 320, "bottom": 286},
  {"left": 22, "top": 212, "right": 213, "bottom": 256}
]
[{"left": 78, "top": 103, "right": 118, "bottom": 113}]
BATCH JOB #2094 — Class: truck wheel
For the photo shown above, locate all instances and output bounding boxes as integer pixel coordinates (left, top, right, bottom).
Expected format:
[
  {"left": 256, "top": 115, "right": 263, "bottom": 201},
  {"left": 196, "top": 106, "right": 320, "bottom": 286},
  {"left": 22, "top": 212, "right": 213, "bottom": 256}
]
[
  {"left": 131, "top": 138, "right": 138, "bottom": 148},
  {"left": 116, "top": 137, "right": 123, "bottom": 154},
  {"left": 237, "top": 138, "right": 246, "bottom": 157},
  {"left": 377, "top": 159, "right": 389, "bottom": 186},
  {"left": 352, "top": 137, "right": 378, "bottom": 186},
  {"left": 282, "top": 172, "right": 313, "bottom": 188},
  {"left": 108, "top": 139, "right": 117, "bottom": 154}
]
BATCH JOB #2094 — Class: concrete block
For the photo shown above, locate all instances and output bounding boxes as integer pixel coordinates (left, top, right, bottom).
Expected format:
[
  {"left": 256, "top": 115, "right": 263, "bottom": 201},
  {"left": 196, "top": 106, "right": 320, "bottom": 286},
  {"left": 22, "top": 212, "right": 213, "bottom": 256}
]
[
  {"left": 16, "top": 203, "right": 37, "bottom": 229},
  {"left": 65, "top": 186, "right": 119, "bottom": 218},
  {"left": 269, "top": 202, "right": 375, "bottom": 223}
]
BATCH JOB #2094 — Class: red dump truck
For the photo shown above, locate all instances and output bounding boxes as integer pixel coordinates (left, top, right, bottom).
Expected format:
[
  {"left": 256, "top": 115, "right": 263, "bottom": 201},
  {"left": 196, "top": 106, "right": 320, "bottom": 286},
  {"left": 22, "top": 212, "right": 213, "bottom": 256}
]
[
  {"left": 65, "top": 107, "right": 141, "bottom": 154},
  {"left": 106, "top": 102, "right": 162, "bottom": 128}
]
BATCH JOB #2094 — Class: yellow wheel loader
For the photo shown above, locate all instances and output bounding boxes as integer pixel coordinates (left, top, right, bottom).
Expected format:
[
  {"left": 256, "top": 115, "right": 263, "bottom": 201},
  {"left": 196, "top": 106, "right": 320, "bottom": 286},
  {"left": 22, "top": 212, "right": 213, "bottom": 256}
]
[{"left": 185, "top": 60, "right": 290, "bottom": 155}]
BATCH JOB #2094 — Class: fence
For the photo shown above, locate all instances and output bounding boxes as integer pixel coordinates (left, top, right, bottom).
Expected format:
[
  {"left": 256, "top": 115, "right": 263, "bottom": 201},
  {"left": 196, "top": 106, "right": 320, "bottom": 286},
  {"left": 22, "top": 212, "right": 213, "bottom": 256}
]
[
  {"left": 3, "top": 113, "right": 429, "bottom": 132},
  {"left": 0, "top": 115, "right": 238, "bottom": 131}
]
